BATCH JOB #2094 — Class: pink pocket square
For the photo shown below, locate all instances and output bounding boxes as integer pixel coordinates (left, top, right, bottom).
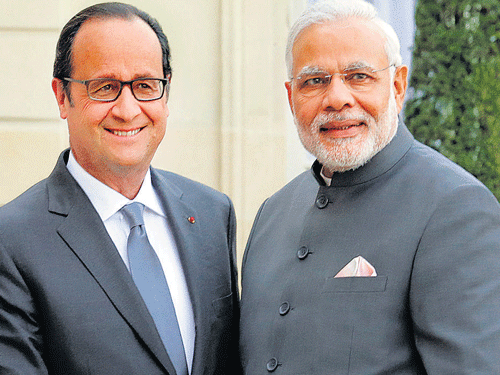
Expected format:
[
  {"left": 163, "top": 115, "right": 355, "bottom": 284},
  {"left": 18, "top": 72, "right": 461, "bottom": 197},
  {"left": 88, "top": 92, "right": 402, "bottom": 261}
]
[{"left": 334, "top": 256, "right": 377, "bottom": 278}]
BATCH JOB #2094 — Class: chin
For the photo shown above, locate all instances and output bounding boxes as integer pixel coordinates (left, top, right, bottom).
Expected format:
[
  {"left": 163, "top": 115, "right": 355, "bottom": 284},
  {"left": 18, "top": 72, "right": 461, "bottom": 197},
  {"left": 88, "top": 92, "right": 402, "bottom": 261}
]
[{"left": 316, "top": 136, "right": 377, "bottom": 173}]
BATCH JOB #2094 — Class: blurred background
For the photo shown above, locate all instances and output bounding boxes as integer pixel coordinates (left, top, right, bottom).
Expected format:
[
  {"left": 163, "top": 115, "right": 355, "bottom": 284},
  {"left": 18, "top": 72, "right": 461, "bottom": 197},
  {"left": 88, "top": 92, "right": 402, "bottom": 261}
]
[{"left": 1, "top": 0, "right": 499, "bottom": 267}]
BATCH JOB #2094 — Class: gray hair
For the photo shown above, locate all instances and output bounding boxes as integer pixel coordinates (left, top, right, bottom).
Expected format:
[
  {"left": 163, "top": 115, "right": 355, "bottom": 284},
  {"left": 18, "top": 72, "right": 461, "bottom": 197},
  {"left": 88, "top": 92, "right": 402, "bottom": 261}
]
[{"left": 285, "top": 0, "right": 402, "bottom": 79}]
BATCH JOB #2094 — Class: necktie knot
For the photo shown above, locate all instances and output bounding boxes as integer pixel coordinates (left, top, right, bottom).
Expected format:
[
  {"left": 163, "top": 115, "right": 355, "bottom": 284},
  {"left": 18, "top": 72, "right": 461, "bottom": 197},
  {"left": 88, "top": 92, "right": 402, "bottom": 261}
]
[{"left": 121, "top": 202, "right": 145, "bottom": 229}]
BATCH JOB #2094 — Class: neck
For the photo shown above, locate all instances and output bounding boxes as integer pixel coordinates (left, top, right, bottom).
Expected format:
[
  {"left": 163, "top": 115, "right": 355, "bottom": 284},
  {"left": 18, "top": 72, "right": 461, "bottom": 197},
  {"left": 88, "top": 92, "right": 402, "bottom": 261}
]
[
  {"left": 79, "top": 160, "right": 149, "bottom": 200},
  {"left": 100, "top": 173, "right": 147, "bottom": 200}
]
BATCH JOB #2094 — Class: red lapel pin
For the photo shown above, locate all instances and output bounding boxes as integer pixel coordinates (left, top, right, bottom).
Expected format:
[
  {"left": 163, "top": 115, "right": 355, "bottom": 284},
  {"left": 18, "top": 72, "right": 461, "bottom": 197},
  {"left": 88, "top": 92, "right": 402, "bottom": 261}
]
[{"left": 187, "top": 216, "right": 196, "bottom": 224}]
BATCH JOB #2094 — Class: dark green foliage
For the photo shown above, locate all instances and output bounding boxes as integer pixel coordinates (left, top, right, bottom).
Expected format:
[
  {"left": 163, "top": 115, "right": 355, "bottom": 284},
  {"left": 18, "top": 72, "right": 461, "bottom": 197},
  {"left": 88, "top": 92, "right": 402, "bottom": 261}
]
[{"left": 405, "top": 0, "right": 500, "bottom": 198}]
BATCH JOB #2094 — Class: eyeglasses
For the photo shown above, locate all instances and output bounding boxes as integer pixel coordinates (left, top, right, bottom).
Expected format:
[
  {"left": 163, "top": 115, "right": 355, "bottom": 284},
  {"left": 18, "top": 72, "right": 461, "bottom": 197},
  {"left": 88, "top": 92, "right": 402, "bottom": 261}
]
[
  {"left": 291, "top": 65, "right": 395, "bottom": 97},
  {"left": 63, "top": 77, "right": 169, "bottom": 102}
]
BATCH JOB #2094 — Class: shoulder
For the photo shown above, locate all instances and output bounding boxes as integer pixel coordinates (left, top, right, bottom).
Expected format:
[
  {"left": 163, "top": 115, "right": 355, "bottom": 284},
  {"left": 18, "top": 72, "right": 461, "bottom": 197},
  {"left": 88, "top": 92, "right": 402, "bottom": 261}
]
[
  {"left": 396, "top": 140, "right": 500, "bottom": 232},
  {"left": 253, "top": 169, "right": 318, "bottom": 219},
  {"left": 404, "top": 140, "right": 494, "bottom": 195},
  {"left": 0, "top": 178, "right": 49, "bottom": 226},
  {"left": 0, "top": 178, "right": 55, "bottom": 259},
  {"left": 151, "top": 168, "right": 233, "bottom": 208},
  {"left": 271, "top": 168, "right": 317, "bottom": 199}
]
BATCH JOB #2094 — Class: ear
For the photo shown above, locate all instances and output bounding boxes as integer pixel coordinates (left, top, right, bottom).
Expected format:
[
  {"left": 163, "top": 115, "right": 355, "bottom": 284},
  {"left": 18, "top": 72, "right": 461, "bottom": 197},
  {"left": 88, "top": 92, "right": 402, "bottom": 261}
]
[
  {"left": 164, "top": 74, "right": 172, "bottom": 103},
  {"left": 393, "top": 65, "right": 408, "bottom": 114},
  {"left": 52, "top": 78, "right": 69, "bottom": 119},
  {"left": 285, "top": 80, "right": 294, "bottom": 114},
  {"left": 163, "top": 75, "right": 171, "bottom": 117}
]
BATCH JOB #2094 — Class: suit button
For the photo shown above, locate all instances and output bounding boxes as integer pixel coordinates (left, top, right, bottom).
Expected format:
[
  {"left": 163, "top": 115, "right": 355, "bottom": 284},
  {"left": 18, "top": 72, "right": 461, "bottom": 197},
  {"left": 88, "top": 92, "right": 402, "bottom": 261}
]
[
  {"left": 316, "top": 195, "right": 328, "bottom": 208},
  {"left": 279, "top": 302, "right": 290, "bottom": 316},
  {"left": 297, "top": 246, "right": 309, "bottom": 260},
  {"left": 267, "top": 357, "right": 279, "bottom": 372}
]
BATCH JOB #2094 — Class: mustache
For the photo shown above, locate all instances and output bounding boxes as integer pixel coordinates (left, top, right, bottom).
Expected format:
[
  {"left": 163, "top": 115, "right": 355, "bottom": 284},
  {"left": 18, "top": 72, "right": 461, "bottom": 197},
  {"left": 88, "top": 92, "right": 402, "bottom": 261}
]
[{"left": 312, "top": 112, "right": 372, "bottom": 128}]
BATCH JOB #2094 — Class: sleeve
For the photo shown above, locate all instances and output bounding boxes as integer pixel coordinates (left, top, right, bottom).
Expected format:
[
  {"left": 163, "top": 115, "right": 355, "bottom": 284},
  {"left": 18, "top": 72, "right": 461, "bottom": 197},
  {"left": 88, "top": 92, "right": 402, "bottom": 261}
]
[
  {"left": 241, "top": 199, "right": 267, "bottom": 272},
  {"left": 0, "top": 241, "right": 48, "bottom": 374},
  {"left": 222, "top": 195, "right": 243, "bottom": 374},
  {"left": 410, "top": 184, "right": 500, "bottom": 373}
]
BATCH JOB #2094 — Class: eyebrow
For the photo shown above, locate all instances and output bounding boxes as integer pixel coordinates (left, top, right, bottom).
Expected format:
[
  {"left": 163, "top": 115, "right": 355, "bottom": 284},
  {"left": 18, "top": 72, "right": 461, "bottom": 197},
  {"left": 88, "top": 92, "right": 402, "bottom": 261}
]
[
  {"left": 296, "top": 66, "right": 327, "bottom": 77},
  {"left": 296, "top": 61, "right": 377, "bottom": 77},
  {"left": 343, "top": 61, "right": 376, "bottom": 71},
  {"left": 90, "top": 72, "right": 162, "bottom": 80}
]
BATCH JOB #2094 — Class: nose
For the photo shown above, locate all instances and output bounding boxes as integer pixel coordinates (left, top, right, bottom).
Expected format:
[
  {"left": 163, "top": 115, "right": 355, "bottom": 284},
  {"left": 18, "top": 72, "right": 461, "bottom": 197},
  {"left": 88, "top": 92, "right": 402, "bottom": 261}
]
[
  {"left": 110, "top": 85, "right": 142, "bottom": 121},
  {"left": 322, "top": 75, "right": 356, "bottom": 112}
]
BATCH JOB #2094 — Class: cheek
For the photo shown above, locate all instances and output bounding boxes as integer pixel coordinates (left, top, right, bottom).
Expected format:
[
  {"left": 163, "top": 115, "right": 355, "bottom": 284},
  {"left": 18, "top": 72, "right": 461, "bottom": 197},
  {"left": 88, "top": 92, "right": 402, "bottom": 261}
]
[
  {"left": 357, "top": 88, "right": 392, "bottom": 119},
  {"left": 146, "top": 104, "right": 168, "bottom": 138},
  {"left": 292, "top": 95, "right": 319, "bottom": 123},
  {"left": 368, "top": 100, "right": 390, "bottom": 121},
  {"left": 72, "top": 99, "right": 111, "bottom": 127},
  {"left": 155, "top": 120, "right": 167, "bottom": 141}
]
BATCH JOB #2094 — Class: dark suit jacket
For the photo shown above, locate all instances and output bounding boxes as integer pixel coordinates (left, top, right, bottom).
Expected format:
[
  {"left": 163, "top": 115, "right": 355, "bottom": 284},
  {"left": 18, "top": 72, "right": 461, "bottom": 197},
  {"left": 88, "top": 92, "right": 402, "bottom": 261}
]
[
  {"left": 0, "top": 149, "right": 240, "bottom": 375},
  {"left": 240, "top": 123, "right": 500, "bottom": 374}
]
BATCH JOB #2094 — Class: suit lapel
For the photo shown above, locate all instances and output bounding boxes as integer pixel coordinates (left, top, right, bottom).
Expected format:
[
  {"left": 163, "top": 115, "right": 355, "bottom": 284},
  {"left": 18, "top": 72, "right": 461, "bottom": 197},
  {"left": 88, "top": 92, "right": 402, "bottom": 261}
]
[{"left": 47, "top": 151, "right": 177, "bottom": 374}]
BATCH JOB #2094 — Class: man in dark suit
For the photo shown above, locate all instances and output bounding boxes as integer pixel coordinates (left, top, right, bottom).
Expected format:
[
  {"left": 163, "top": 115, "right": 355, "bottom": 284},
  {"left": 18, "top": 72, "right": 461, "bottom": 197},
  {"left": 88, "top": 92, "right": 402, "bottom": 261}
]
[
  {"left": 0, "top": 3, "right": 240, "bottom": 374},
  {"left": 240, "top": 0, "right": 500, "bottom": 373}
]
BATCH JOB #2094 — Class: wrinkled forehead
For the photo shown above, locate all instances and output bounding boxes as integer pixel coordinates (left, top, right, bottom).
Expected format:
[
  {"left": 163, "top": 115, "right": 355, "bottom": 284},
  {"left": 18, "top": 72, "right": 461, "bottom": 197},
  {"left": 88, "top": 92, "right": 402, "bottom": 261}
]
[{"left": 293, "top": 17, "right": 388, "bottom": 53}]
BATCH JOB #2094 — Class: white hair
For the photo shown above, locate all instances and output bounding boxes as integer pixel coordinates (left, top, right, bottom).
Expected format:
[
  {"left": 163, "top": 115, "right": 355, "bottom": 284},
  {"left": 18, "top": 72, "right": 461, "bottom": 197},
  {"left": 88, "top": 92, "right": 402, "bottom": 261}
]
[{"left": 285, "top": 0, "right": 402, "bottom": 78}]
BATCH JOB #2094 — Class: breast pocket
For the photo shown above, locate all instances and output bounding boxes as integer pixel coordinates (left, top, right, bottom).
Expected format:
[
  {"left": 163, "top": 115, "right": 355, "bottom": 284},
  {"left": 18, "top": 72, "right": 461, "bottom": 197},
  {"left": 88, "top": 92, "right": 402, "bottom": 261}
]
[{"left": 321, "top": 276, "right": 388, "bottom": 293}]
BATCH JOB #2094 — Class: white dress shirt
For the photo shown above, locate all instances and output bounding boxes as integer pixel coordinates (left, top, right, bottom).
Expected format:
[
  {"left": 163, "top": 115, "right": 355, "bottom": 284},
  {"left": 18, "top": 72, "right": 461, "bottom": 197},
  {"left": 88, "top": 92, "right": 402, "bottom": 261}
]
[{"left": 67, "top": 152, "right": 195, "bottom": 373}]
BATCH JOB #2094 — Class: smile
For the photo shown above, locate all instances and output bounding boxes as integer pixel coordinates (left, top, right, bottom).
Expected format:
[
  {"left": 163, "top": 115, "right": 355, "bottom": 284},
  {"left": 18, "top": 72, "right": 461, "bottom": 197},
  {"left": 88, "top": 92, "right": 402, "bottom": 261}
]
[
  {"left": 320, "top": 122, "right": 365, "bottom": 132},
  {"left": 106, "top": 127, "right": 144, "bottom": 137}
]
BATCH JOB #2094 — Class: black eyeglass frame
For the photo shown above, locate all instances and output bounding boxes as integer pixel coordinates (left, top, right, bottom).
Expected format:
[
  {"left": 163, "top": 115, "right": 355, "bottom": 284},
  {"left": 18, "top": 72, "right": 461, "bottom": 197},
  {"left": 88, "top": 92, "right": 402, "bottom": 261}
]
[{"left": 62, "top": 77, "right": 170, "bottom": 102}]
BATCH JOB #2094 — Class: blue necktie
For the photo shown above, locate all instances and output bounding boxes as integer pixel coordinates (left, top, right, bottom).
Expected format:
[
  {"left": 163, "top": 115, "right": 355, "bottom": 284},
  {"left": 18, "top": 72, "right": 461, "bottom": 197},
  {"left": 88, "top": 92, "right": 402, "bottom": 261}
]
[{"left": 121, "top": 202, "right": 188, "bottom": 375}]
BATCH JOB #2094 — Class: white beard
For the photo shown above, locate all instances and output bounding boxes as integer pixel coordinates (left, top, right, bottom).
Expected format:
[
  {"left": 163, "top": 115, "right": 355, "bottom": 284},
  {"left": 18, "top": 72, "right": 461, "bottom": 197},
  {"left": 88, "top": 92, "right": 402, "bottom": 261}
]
[{"left": 295, "top": 91, "right": 399, "bottom": 174}]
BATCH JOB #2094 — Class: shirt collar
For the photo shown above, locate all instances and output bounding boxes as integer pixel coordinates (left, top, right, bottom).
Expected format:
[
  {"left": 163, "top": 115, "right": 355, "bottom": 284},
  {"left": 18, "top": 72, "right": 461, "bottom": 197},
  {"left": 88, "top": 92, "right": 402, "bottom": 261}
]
[
  {"left": 66, "top": 151, "right": 165, "bottom": 221},
  {"left": 320, "top": 167, "right": 332, "bottom": 186}
]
